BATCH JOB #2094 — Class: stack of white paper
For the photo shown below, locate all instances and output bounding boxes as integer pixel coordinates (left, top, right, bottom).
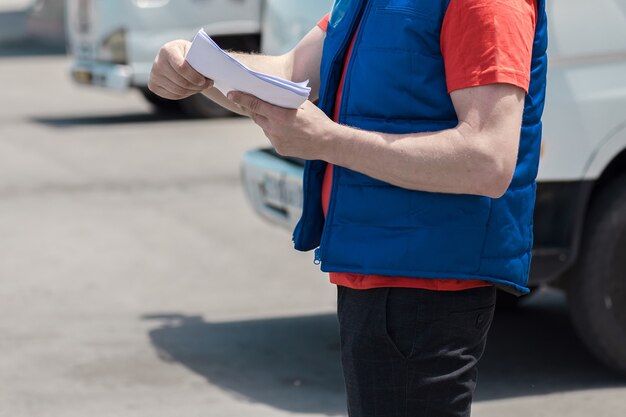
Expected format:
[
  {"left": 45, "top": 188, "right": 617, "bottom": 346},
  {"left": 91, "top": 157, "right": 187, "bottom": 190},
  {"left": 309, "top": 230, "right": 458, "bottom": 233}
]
[{"left": 185, "top": 29, "right": 311, "bottom": 109}]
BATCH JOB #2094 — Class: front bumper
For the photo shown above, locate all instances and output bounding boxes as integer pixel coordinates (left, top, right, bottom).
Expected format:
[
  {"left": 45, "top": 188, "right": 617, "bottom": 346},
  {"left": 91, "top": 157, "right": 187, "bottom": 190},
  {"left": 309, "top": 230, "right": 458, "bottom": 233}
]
[
  {"left": 70, "top": 61, "right": 132, "bottom": 91},
  {"left": 241, "top": 149, "right": 304, "bottom": 229}
]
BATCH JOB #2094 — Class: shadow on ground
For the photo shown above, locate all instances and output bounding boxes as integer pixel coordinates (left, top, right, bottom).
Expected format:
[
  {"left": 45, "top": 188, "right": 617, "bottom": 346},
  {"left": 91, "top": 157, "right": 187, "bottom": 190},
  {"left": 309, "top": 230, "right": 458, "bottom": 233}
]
[
  {"left": 144, "top": 312, "right": 346, "bottom": 415},
  {"left": 31, "top": 109, "right": 240, "bottom": 127},
  {"left": 31, "top": 112, "right": 188, "bottom": 128},
  {"left": 0, "top": 37, "right": 65, "bottom": 58},
  {"left": 144, "top": 291, "right": 625, "bottom": 415}
]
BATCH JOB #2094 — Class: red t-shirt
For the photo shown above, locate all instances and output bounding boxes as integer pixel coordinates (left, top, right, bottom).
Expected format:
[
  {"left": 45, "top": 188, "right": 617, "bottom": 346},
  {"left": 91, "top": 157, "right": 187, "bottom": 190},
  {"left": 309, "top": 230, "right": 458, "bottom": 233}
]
[{"left": 317, "top": 0, "right": 537, "bottom": 291}]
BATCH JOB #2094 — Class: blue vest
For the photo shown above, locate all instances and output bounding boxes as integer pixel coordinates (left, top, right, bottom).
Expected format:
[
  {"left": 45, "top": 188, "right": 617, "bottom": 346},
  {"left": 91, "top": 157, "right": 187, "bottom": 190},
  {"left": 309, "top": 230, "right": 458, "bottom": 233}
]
[{"left": 293, "top": 0, "right": 548, "bottom": 295}]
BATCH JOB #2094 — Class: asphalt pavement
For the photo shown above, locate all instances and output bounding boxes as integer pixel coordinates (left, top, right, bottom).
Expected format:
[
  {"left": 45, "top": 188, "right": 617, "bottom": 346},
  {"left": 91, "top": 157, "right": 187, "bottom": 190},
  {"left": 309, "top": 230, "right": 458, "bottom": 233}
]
[{"left": 0, "top": 47, "right": 624, "bottom": 417}]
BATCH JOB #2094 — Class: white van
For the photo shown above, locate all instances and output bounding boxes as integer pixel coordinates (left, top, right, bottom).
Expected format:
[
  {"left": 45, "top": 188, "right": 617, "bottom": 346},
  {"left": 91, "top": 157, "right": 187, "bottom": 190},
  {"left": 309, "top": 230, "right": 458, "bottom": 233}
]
[
  {"left": 241, "top": 0, "right": 626, "bottom": 374},
  {"left": 65, "top": 0, "right": 262, "bottom": 117}
]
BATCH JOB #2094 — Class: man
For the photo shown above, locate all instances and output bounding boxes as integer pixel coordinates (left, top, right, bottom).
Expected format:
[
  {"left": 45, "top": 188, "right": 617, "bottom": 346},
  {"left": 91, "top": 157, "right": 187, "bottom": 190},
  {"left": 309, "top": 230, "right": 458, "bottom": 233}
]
[{"left": 149, "top": 0, "right": 546, "bottom": 415}]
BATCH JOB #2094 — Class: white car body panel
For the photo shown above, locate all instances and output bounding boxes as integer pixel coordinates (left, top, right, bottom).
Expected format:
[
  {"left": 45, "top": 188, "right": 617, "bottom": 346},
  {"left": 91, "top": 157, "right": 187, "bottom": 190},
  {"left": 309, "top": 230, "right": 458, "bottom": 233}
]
[
  {"left": 539, "top": 0, "right": 626, "bottom": 181},
  {"left": 241, "top": 151, "right": 303, "bottom": 229},
  {"left": 261, "top": 0, "right": 332, "bottom": 55},
  {"left": 585, "top": 126, "right": 626, "bottom": 178}
]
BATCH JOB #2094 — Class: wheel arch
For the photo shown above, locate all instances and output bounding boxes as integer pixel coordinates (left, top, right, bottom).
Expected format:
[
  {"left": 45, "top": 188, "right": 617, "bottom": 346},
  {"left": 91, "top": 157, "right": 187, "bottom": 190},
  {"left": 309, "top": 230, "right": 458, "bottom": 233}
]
[
  {"left": 555, "top": 128, "right": 626, "bottom": 286},
  {"left": 586, "top": 129, "right": 626, "bottom": 204}
]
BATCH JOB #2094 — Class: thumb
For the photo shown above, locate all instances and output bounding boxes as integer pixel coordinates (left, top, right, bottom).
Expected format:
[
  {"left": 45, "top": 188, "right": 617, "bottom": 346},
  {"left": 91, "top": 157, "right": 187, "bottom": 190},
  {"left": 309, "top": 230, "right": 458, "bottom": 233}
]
[{"left": 165, "top": 40, "right": 190, "bottom": 67}]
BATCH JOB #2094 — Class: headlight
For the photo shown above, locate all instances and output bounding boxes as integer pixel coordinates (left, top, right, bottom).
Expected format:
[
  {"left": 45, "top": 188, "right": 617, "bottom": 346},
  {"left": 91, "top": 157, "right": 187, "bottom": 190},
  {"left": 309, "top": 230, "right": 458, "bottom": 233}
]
[{"left": 100, "top": 28, "right": 127, "bottom": 64}]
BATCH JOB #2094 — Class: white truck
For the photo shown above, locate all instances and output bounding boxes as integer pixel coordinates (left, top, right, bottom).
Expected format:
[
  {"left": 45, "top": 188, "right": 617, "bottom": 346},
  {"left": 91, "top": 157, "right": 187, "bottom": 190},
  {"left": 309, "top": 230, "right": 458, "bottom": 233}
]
[
  {"left": 241, "top": 0, "right": 626, "bottom": 374},
  {"left": 65, "top": 0, "right": 262, "bottom": 118}
]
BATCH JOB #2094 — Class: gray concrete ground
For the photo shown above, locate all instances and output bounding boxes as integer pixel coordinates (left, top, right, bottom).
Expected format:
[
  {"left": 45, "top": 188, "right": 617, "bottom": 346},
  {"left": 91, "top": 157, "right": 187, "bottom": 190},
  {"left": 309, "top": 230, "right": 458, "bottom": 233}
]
[{"left": 0, "top": 48, "right": 625, "bottom": 417}]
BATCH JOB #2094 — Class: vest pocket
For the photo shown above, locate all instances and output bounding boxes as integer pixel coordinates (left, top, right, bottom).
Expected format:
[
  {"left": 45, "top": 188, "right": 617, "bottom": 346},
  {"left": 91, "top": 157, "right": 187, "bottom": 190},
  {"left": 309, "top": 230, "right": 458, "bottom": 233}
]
[
  {"left": 329, "top": 180, "right": 492, "bottom": 274},
  {"left": 406, "top": 191, "right": 491, "bottom": 273}
]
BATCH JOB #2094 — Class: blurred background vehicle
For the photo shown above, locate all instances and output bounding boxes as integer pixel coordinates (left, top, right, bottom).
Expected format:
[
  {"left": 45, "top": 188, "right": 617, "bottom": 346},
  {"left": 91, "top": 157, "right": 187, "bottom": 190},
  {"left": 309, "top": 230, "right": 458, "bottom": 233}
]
[
  {"left": 241, "top": 0, "right": 626, "bottom": 375},
  {"left": 65, "top": 0, "right": 262, "bottom": 118},
  {"left": 0, "top": 0, "right": 64, "bottom": 45},
  {"left": 29, "top": 0, "right": 65, "bottom": 44}
]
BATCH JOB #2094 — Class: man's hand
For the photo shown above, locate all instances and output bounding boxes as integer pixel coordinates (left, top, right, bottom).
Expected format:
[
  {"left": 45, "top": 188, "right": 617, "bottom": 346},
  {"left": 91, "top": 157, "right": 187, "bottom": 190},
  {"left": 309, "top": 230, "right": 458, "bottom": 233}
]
[
  {"left": 148, "top": 40, "right": 213, "bottom": 100},
  {"left": 228, "top": 92, "right": 337, "bottom": 160}
]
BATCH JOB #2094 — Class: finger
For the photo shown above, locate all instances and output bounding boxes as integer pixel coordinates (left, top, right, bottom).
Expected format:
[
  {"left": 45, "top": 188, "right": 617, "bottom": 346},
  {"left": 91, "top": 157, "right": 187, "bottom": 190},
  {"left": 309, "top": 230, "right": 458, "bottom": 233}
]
[
  {"left": 148, "top": 84, "right": 179, "bottom": 100},
  {"left": 228, "top": 92, "right": 273, "bottom": 118},
  {"left": 166, "top": 44, "right": 188, "bottom": 70},
  {"left": 262, "top": 129, "right": 273, "bottom": 140},
  {"left": 155, "top": 77, "right": 193, "bottom": 100},
  {"left": 150, "top": 66, "right": 200, "bottom": 97},
  {"left": 179, "top": 61, "right": 212, "bottom": 88},
  {"left": 250, "top": 112, "right": 270, "bottom": 127},
  {"left": 163, "top": 43, "right": 210, "bottom": 88},
  {"left": 163, "top": 61, "right": 208, "bottom": 92},
  {"left": 162, "top": 77, "right": 193, "bottom": 98}
]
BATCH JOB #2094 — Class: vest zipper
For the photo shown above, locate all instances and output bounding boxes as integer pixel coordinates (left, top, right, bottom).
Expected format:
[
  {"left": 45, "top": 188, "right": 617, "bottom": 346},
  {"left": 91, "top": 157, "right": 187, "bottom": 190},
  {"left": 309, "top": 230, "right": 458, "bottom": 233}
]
[
  {"left": 291, "top": 165, "right": 308, "bottom": 246},
  {"left": 293, "top": 2, "right": 366, "bottom": 250},
  {"left": 317, "top": 0, "right": 374, "bottom": 266}
]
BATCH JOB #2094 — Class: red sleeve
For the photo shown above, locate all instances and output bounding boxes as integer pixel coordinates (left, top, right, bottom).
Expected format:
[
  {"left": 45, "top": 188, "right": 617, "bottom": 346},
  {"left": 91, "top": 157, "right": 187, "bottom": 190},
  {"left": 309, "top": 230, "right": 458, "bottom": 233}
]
[
  {"left": 441, "top": 0, "right": 537, "bottom": 94},
  {"left": 317, "top": 13, "right": 330, "bottom": 32}
]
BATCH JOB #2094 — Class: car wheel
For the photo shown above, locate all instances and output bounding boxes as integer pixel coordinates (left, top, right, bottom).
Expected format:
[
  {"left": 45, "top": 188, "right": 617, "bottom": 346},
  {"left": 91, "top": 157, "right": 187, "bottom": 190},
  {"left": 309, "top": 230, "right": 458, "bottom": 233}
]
[
  {"left": 140, "top": 88, "right": 182, "bottom": 114},
  {"left": 140, "top": 88, "right": 235, "bottom": 119},
  {"left": 567, "top": 174, "right": 626, "bottom": 375},
  {"left": 177, "top": 93, "right": 235, "bottom": 119}
]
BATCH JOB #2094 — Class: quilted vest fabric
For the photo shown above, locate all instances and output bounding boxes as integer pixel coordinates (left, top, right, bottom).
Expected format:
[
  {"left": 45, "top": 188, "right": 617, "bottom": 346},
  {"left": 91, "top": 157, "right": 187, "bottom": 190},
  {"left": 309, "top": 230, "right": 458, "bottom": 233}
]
[{"left": 293, "top": 0, "right": 548, "bottom": 295}]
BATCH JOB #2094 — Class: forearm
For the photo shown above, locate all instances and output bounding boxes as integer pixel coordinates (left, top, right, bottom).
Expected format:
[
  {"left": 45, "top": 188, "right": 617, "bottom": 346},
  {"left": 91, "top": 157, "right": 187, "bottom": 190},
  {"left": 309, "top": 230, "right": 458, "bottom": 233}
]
[
  {"left": 202, "top": 26, "right": 324, "bottom": 105},
  {"left": 228, "top": 75, "right": 522, "bottom": 198},
  {"left": 199, "top": 87, "right": 244, "bottom": 115},
  {"left": 323, "top": 123, "right": 513, "bottom": 198},
  {"left": 230, "top": 52, "right": 293, "bottom": 80}
]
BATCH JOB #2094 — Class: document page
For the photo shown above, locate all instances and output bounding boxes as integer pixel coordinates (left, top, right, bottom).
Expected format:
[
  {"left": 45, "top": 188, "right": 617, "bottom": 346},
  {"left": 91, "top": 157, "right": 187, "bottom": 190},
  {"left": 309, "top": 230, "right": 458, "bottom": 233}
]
[{"left": 185, "top": 29, "right": 311, "bottom": 109}]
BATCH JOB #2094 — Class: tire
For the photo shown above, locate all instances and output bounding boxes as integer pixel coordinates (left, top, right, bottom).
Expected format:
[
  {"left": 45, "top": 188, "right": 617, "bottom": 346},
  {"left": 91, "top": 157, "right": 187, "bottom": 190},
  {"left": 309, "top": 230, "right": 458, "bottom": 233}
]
[
  {"left": 177, "top": 93, "right": 234, "bottom": 119},
  {"left": 567, "top": 174, "right": 626, "bottom": 375},
  {"left": 140, "top": 88, "right": 234, "bottom": 119},
  {"left": 140, "top": 88, "right": 183, "bottom": 115}
]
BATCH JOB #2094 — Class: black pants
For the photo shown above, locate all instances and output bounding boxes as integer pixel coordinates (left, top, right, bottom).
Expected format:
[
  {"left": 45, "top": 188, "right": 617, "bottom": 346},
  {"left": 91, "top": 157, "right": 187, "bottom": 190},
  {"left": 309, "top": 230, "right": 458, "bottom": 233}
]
[{"left": 337, "top": 285, "right": 496, "bottom": 417}]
